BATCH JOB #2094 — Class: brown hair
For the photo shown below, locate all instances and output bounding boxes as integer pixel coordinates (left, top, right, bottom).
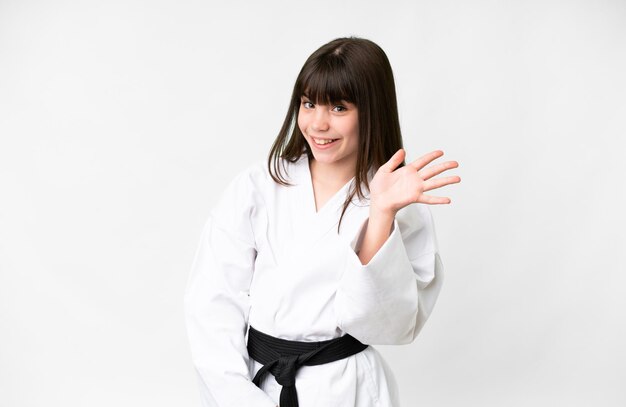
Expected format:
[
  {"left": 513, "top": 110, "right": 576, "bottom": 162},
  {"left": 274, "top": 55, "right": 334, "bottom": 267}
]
[{"left": 267, "top": 36, "right": 406, "bottom": 232}]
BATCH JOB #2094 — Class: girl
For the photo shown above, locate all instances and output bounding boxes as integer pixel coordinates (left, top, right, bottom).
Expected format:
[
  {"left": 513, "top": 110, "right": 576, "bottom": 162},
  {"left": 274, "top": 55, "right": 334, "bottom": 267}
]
[{"left": 184, "top": 36, "right": 461, "bottom": 407}]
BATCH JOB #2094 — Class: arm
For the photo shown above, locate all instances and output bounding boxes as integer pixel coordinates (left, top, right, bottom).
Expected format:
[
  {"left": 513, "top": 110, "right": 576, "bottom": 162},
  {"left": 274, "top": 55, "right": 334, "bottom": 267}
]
[
  {"left": 356, "top": 207, "right": 395, "bottom": 266},
  {"left": 334, "top": 204, "right": 444, "bottom": 345},
  {"left": 334, "top": 148, "right": 457, "bottom": 345},
  {"left": 183, "top": 172, "right": 276, "bottom": 407}
]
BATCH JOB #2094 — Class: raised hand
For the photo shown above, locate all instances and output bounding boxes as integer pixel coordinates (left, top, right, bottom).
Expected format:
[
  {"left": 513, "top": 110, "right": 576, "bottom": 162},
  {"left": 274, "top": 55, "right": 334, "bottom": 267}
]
[{"left": 369, "top": 149, "right": 461, "bottom": 216}]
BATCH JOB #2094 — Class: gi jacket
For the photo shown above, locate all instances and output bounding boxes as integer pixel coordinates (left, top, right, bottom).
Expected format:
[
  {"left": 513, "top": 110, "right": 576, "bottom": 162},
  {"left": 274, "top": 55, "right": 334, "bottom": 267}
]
[{"left": 184, "top": 153, "right": 444, "bottom": 407}]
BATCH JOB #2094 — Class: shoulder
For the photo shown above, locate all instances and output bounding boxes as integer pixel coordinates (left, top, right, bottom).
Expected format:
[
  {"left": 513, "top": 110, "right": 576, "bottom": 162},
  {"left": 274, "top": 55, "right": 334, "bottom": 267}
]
[
  {"left": 233, "top": 159, "right": 267, "bottom": 188},
  {"left": 218, "top": 154, "right": 306, "bottom": 205},
  {"left": 219, "top": 158, "right": 273, "bottom": 197},
  {"left": 209, "top": 159, "right": 270, "bottom": 227},
  {"left": 245, "top": 153, "right": 307, "bottom": 190},
  {"left": 232, "top": 154, "right": 303, "bottom": 186}
]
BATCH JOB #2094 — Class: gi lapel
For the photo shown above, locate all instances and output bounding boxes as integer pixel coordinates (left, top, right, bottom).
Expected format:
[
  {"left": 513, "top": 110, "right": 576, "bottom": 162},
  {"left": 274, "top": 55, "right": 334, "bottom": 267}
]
[{"left": 299, "top": 154, "right": 356, "bottom": 243}]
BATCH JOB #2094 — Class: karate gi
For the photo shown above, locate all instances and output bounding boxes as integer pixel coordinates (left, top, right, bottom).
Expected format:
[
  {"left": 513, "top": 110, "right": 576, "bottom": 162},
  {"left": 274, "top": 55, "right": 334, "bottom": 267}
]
[{"left": 184, "top": 153, "right": 444, "bottom": 407}]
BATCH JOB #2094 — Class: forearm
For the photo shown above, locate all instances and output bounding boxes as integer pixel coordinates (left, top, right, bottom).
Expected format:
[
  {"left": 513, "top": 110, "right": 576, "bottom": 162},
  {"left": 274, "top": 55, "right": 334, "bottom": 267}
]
[{"left": 357, "top": 208, "right": 395, "bottom": 265}]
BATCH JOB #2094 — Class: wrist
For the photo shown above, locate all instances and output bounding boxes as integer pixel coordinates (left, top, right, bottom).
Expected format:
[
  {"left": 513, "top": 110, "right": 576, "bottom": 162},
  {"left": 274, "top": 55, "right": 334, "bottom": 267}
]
[
  {"left": 368, "top": 206, "right": 395, "bottom": 237},
  {"left": 369, "top": 203, "right": 396, "bottom": 221}
]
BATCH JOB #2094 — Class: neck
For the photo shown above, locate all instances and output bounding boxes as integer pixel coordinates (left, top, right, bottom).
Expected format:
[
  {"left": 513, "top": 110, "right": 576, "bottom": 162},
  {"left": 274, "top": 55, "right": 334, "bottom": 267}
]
[{"left": 309, "top": 155, "right": 356, "bottom": 186}]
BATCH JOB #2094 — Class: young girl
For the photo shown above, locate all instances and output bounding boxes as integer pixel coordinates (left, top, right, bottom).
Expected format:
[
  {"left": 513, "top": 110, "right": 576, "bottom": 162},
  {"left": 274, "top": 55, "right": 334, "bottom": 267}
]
[{"left": 184, "top": 36, "right": 461, "bottom": 407}]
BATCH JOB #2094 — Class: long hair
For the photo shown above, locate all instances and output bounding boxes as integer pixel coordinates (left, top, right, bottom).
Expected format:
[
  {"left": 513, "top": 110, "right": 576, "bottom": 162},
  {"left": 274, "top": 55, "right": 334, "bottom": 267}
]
[{"left": 267, "top": 36, "right": 405, "bottom": 233}]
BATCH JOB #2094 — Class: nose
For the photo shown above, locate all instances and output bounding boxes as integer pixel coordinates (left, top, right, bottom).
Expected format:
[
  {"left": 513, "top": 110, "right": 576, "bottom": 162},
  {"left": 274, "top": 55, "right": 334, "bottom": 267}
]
[{"left": 311, "top": 107, "right": 329, "bottom": 132}]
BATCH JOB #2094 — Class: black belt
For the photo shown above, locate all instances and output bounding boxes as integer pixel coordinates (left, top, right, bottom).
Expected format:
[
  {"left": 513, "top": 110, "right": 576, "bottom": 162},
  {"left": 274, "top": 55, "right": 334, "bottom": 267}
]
[{"left": 247, "top": 325, "right": 369, "bottom": 407}]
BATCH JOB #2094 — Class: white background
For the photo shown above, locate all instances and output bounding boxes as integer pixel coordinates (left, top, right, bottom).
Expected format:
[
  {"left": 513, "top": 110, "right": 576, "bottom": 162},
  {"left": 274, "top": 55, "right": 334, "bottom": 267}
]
[{"left": 1, "top": 0, "right": 625, "bottom": 406}]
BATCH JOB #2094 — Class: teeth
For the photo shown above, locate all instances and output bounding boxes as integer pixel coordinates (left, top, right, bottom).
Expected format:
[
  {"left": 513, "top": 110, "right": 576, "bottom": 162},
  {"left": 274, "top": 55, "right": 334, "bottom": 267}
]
[{"left": 313, "top": 138, "right": 337, "bottom": 145}]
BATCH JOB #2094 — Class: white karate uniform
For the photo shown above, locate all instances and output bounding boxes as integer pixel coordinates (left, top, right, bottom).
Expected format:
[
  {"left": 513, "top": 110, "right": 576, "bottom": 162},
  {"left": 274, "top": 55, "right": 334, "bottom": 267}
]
[{"left": 184, "top": 153, "right": 444, "bottom": 407}]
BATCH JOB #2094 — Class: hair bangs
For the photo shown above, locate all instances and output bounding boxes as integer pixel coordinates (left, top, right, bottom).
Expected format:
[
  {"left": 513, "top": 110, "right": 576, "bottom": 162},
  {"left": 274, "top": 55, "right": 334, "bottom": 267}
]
[{"left": 300, "top": 59, "right": 356, "bottom": 106}]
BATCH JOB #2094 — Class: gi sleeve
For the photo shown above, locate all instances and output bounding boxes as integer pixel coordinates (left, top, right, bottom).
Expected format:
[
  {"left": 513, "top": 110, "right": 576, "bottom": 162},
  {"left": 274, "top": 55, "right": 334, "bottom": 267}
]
[
  {"left": 183, "top": 170, "right": 276, "bottom": 407},
  {"left": 334, "top": 203, "right": 444, "bottom": 345}
]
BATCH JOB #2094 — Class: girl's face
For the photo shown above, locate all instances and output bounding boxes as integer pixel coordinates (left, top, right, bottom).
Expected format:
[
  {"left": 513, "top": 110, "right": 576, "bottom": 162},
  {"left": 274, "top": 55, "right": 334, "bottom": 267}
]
[{"left": 297, "top": 95, "right": 359, "bottom": 170}]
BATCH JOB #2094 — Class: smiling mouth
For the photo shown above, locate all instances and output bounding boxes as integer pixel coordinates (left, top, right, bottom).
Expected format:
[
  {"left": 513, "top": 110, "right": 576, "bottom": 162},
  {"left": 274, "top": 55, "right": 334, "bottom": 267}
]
[{"left": 312, "top": 137, "right": 338, "bottom": 145}]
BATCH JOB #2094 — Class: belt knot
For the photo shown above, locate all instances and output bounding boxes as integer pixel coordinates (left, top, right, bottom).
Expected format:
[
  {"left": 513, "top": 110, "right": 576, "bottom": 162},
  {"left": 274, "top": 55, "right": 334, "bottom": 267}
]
[
  {"left": 274, "top": 354, "right": 300, "bottom": 387},
  {"left": 247, "top": 326, "right": 369, "bottom": 407}
]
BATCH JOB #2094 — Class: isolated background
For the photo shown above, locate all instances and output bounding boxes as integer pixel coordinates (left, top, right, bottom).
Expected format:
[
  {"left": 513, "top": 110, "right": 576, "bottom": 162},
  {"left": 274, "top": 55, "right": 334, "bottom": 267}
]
[{"left": 1, "top": 0, "right": 625, "bottom": 406}]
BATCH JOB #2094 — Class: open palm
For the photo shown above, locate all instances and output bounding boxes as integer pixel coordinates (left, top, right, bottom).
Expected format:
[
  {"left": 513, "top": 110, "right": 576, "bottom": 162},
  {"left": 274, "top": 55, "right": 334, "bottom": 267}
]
[{"left": 369, "top": 149, "right": 461, "bottom": 215}]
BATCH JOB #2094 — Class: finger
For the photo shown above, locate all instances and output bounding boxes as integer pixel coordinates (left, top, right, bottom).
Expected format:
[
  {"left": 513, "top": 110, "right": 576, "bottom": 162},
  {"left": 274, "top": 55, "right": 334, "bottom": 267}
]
[
  {"left": 419, "top": 194, "right": 452, "bottom": 204},
  {"left": 408, "top": 150, "right": 444, "bottom": 172},
  {"left": 422, "top": 175, "right": 461, "bottom": 192},
  {"left": 381, "top": 148, "right": 406, "bottom": 173},
  {"left": 418, "top": 161, "right": 459, "bottom": 180}
]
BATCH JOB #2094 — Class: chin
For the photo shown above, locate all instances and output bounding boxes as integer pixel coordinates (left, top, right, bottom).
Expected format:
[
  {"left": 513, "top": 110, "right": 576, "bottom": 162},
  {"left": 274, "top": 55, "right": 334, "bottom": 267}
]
[{"left": 313, "top": 156, "right": 344, "bottom": 167}]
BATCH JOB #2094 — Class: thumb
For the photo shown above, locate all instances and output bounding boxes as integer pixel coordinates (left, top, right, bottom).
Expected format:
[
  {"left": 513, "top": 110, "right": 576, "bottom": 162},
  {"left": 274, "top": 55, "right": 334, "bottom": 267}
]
[{"left": 382, "top": 148, "right": 405, "bottom": 173}]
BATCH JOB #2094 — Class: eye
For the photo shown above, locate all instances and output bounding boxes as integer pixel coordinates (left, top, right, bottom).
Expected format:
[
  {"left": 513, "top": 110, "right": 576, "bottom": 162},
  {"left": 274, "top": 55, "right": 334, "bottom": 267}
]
[
  {"left": 302, "top": 101, "right": 314, "bottom": 109},
  {"left": 332, "top": 105, "right": 347, "bottom": 112}
]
